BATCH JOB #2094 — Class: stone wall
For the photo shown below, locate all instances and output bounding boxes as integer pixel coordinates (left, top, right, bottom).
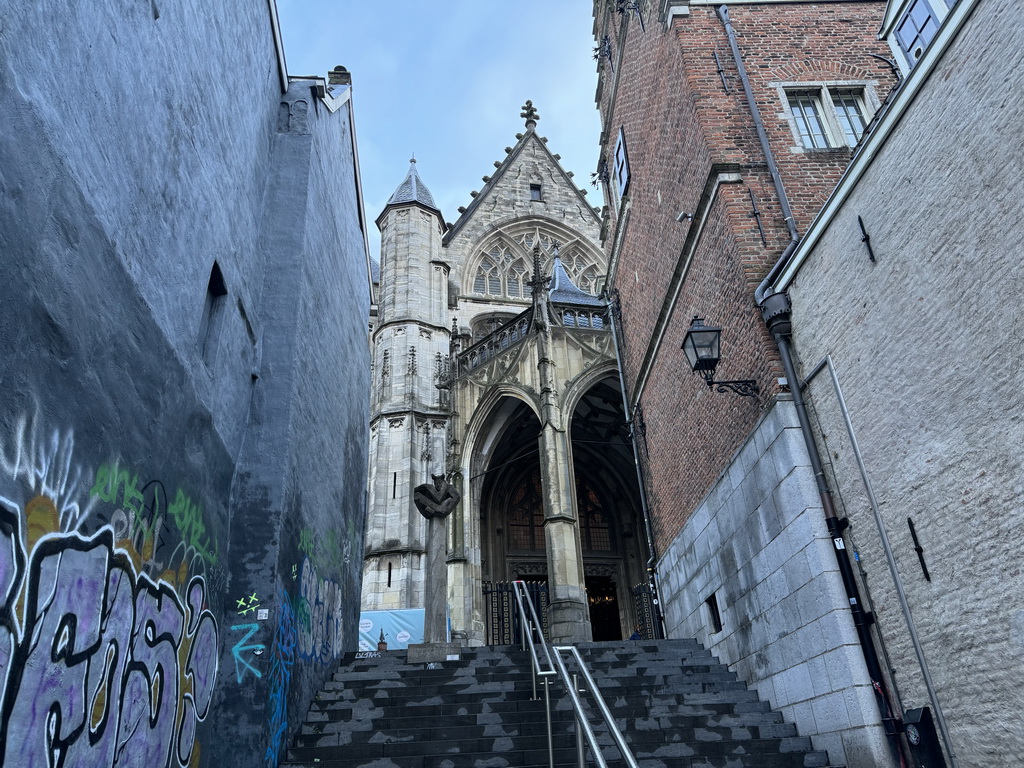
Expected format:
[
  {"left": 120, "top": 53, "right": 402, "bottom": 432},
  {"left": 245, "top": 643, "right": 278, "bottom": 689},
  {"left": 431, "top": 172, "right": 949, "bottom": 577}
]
[
  {"left": 784, "top": 1, "right": 1024, "bottom": 763},
  {"left": 658, "top": 398, "right": 892, "bottom": 766},
  {"left": 0, "top": 3, "right": 369, "bottom": 767}
]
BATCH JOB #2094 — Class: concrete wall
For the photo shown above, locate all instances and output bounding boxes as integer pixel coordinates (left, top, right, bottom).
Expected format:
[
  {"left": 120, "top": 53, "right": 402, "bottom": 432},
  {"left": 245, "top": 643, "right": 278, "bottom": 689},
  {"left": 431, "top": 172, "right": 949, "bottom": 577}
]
[
  {"left": 784, "top": 1, "right": 1024, "bottom": 763},
  {"left": 0, "top": 3, "right": 368, "bottom": 767},
  {"left": 659, "top": 398, "right": 892, "bottom": 766}
]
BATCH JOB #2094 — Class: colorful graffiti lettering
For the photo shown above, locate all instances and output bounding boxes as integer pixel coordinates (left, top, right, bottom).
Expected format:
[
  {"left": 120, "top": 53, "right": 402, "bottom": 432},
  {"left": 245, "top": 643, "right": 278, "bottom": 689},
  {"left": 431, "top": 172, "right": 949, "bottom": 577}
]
[
  {"left": 296, "top": 558, "right": 344, "bottom": 663},
  {"left": 230, "top": 623, "right": 265, "bottom": 683},
  {"left": 0, "top": 506, "right": 219, "bottom": 768},
  {"left": 264, "top": 587, "right": 296, "bottom": 768}
]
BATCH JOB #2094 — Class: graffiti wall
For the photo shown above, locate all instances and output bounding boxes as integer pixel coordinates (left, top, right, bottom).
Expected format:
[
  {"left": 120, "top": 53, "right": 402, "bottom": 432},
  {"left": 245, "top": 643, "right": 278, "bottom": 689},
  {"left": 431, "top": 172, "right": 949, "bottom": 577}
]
[{"left": 0, "top": 409, "right": 224, "bottom": 768}]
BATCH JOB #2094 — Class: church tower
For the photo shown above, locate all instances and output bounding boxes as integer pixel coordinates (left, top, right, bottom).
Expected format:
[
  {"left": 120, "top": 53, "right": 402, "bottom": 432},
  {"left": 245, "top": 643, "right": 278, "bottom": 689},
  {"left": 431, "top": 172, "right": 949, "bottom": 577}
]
[
  {"left": 363, "top": 160, "right": 451, "bottom": 613},
  {"left": 363, "top": 105, "right": 654, "bottom": 647}
]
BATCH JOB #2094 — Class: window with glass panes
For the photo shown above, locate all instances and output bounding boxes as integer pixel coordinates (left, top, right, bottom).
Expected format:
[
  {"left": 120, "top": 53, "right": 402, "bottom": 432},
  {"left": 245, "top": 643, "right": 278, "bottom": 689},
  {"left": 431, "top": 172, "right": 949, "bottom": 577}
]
[{"left": 786, "top": 86, "right": 869, "bottom": 149}]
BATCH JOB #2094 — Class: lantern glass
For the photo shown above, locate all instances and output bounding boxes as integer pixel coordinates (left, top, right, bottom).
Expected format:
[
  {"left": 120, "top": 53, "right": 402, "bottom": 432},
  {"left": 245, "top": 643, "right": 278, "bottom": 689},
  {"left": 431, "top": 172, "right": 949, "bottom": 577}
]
[{"left": 681, "top": 317, "right": 721, "bottom": 374}]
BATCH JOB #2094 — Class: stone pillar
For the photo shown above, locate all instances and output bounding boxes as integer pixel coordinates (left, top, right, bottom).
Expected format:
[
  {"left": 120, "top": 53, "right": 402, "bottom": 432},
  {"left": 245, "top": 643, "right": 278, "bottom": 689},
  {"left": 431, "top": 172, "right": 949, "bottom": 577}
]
[
  {"left": 538, "top": 418, "right": 591, "bottom": 644},
  {"left": 529, "top": 246, "right": 591, "bottom": 644}
]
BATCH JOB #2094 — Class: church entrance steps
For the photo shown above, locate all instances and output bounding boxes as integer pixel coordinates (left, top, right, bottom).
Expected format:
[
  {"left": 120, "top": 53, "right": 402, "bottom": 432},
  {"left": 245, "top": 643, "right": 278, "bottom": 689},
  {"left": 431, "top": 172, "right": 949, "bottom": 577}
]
[{"left": 278, "top": 640, "right": 837, "bottom": 768}]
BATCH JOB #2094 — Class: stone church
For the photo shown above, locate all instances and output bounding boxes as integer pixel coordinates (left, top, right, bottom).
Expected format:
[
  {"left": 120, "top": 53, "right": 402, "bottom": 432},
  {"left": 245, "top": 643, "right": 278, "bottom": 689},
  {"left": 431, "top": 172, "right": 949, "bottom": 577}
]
[{"left": 362, "top": 104, "right": 654, "bottom": 646}]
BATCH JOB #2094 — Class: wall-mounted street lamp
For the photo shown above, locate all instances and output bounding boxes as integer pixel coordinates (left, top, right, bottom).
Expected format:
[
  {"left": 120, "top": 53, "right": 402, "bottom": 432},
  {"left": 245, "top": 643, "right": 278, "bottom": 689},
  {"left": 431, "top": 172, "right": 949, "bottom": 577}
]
[{"left": 680, "top": 316, "right": 759, "bottom": 398}]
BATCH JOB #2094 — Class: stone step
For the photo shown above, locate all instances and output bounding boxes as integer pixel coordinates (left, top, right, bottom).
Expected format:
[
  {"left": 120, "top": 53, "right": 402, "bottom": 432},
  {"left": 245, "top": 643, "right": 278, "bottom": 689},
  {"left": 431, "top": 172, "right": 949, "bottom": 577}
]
[{"left": 281, "top": 640, "right": 833, "bottom": 768}]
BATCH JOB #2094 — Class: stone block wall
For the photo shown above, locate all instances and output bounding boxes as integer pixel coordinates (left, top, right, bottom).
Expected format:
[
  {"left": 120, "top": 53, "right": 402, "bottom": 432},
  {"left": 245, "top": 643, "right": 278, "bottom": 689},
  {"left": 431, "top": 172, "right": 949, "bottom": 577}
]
[
  {"left": 0, "top": 4, "right": 369, "bottom": 767},
  {"left": 783, "top": 1, "right": 1024, "bottom": 762},
  {"left": 659, "top": 398, "right": 892, "bottom": 765}
]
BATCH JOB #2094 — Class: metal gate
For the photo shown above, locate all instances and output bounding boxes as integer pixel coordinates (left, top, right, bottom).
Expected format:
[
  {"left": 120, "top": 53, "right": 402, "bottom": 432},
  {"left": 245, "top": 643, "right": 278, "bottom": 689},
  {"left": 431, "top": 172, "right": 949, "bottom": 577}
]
[
  {"left": 483, "top": 581, "right": 549, "bottom": 645},
  {"left": 630, "top": 581, "right": 662, "bottom": 640}
]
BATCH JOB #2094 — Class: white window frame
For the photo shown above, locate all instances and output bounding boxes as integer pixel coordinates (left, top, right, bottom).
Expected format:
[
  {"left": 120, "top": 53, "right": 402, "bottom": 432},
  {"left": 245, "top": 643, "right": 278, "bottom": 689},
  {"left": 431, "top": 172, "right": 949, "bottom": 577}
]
[
  {"left": 882, "top": 0, "right": 955, "bottom": 74},
  {"left": 775, "top": 81, "right": 880, "bottom": 152}
]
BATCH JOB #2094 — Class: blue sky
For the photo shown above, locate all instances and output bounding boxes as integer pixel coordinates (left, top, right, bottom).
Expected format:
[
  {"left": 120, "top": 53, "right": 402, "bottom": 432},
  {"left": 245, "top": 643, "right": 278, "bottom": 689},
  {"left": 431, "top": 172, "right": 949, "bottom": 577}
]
[{"left": 275, "top": 0, "right": 603, "bottom": 257}]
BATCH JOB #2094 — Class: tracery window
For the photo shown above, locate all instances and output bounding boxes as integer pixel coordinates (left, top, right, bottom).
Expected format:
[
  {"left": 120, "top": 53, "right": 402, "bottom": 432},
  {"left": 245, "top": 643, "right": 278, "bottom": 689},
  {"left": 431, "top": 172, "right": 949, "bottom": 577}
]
[
  {"left": 507, "top": 472, "right": 544, "bottom": 551},
  {"left": 470, "top": 228, "right": 604, "bottom": 300}
]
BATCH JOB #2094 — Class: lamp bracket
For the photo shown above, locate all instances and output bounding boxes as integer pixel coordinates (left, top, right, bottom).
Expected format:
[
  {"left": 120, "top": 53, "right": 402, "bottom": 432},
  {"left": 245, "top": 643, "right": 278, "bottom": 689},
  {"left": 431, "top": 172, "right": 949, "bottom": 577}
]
[{"left": 712, "top": 379, "right": 760, "bottom": 398}]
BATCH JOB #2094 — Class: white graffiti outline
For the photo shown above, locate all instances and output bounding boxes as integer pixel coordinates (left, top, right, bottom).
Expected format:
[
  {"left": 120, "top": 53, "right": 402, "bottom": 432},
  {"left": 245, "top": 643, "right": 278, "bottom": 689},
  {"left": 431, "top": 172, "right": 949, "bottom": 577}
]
[{"left": 0, "top": 401, "right": 96, "bottom": 529}]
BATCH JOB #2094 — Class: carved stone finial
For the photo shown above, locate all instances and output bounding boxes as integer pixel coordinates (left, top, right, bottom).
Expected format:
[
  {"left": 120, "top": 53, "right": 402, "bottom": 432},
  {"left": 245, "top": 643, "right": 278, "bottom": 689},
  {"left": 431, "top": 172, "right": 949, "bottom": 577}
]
[{"left": 520, "top": 100, "right": 539, "bottom": 129}]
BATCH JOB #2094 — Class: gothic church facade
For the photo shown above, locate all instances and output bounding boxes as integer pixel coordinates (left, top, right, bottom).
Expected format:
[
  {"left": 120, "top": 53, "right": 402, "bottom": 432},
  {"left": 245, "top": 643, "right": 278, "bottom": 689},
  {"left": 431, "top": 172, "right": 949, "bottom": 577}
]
[{"left": 362, "top": 106, "right": 653, "bottom": 645}]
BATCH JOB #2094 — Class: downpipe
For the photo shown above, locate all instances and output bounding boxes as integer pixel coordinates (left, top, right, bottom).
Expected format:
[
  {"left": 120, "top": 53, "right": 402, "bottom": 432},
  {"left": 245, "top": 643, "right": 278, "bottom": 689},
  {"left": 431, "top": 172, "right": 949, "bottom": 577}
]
[{"left": 762, "top": 293, "right": 906, "bottom": 765}]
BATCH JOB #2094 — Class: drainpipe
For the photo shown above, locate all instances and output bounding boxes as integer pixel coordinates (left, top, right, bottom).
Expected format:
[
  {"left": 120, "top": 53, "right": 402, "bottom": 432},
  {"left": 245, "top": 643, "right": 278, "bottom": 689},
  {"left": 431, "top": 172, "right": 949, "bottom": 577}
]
[
  {"left": 717, "top": 4, "right": 905, "bottom": 761},
  {"left": 608, "top": 291, "right": 666, "bottom": 640}
]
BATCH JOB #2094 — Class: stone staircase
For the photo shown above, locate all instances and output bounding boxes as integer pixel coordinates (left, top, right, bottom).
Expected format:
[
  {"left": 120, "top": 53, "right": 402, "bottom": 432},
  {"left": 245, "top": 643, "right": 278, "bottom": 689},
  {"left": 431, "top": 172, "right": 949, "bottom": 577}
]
[{"left": 279, "top": 639, "right": 834, "bottom": 768}]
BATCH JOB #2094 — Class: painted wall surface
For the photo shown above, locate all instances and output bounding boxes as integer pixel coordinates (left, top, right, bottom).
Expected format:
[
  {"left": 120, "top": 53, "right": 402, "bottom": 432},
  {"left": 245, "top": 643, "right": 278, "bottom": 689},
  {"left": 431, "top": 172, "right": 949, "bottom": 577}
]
[
  {"left": 658, "top": 399, "right": 892, "bottom": 766},
  {"left": 785, "top": 1, "right": 1024, "bottom": 763},
  {"left": 0, "top": 3, "right": 369, "bottom": 768}
]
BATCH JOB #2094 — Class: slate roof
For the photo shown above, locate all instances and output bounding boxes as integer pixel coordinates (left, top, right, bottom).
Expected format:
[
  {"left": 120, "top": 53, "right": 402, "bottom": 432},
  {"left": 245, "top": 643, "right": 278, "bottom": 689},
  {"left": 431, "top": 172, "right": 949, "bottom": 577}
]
[
  {"left": 386, "top": 160, "right": 438, "bottom": 210},
  {"left": 548, "top": 256, "right": 604, "bottom": 306}
]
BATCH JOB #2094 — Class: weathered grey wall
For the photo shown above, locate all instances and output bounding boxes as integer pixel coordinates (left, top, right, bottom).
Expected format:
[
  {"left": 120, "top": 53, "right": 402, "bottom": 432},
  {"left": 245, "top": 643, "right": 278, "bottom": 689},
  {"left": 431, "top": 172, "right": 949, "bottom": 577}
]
[
  {"left": 785, "top": 1, "right": 1024, "bottom": 763},
  {"left": 0, "top": 3, "right": 368, "bottom": 767},
  {"left": 658, "top": 399, "right": 892, "bottom": 766}
]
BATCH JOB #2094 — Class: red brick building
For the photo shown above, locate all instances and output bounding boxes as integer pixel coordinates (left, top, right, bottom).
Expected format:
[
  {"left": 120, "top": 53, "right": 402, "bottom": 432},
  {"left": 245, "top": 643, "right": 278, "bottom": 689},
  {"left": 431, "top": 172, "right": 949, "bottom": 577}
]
[{"left": 592, "top": 1, "right": 904, "bottom": 764}]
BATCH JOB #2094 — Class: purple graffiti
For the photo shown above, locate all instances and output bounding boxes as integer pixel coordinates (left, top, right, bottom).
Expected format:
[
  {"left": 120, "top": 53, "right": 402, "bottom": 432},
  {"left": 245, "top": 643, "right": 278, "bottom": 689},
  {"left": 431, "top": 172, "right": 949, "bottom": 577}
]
[
  {"left": 297, "top": 559, "right": 343, "bottom": 663},
  {"left": 0, "top": 520, "right": 219, "bottom": 768}
]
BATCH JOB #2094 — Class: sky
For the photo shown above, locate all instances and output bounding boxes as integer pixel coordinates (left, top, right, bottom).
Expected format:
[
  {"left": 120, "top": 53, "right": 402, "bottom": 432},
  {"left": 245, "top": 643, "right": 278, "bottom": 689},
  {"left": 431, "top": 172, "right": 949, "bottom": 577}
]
[{"left": 275, "top": 0, "right": 604, "bottom": 258}]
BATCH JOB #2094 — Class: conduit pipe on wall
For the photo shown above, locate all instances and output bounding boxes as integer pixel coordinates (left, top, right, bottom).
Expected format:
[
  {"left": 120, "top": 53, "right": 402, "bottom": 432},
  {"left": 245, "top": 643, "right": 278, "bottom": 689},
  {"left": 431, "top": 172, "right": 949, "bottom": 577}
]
[
  {"left": 804, "top": 356, "right": 959, "bottom": 768},
  {"left": 716, "top": 4, "right": 904, "bottom": 761},
  {"left": 608, "top": 291, "right": 667, "bottom": 639}
]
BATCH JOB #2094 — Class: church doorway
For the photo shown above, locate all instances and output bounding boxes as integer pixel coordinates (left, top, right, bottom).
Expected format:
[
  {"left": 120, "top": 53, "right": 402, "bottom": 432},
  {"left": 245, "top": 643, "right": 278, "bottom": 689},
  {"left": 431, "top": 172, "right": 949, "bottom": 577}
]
[
  {"left": 477, "top": 379, "right": 647, "bottom": 644},
  {"left": 586, "top": 575, "right": 622, "bottom": 641}
]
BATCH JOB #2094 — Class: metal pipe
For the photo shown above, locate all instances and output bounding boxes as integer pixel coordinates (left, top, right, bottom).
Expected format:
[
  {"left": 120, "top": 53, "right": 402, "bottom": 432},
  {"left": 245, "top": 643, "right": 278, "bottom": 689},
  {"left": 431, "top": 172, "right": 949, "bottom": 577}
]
[
  {"left": 810, "top": 356, "right": 959, "bottom": 768},
  {"left": 608, "top": 292, "right": 666, "bottom": 638},
  {"left": 574, "top": 673, "right": 585, "bottom": 768},
  {"left": 764, "top": 302, "right": 906, "bottom": 764},
  {"left": 717, "top": 5, "right": 798, "bottom": 245},
  {"left": 553, "top": 646, "right": 640, "bottom": 768},
  {"left": 545, "top": 677, "right": 554, "bottom": 768}
]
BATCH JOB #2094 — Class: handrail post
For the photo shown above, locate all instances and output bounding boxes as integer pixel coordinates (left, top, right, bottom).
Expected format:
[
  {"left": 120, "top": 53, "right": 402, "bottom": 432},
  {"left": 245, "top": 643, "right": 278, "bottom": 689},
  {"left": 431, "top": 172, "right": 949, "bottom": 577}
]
[
  {"left": 545, "top": 677, "right": 554, "bottom": 768},
  {"left": 574, "top": 673, "right": 585, "bottom": 768}
]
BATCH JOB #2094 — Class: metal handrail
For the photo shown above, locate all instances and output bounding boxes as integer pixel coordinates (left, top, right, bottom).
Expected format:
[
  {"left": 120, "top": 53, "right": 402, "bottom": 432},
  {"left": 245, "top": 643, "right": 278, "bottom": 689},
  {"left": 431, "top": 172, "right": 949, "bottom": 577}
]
[
  {"left": 553, "top": 646, "right": 640, "bottom": 768},
  {"left": 510, "top": 581, "right": 639, "bottom": 768},
  {"left": 512, "top": 581, "right": 557, "bottom": 767}
]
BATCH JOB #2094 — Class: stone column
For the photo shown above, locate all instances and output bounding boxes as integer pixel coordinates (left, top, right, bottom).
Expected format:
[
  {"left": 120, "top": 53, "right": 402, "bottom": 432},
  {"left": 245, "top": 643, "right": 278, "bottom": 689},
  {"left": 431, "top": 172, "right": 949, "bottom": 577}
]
[
  {"left": 538, "top": 416, "right": 591, "bottom": 644},
  {"left": 529, "top": 246, "right": 591, "bottom": 644}
]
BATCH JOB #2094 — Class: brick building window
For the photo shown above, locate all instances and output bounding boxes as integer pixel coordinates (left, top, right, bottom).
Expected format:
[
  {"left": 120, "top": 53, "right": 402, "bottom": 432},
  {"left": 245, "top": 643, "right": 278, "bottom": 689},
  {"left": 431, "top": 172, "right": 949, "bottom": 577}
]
[
  {"left": 785, "top": 86, "right": 869, "bottom": 150},
  {"left": 529, "top": 184, "right": 543, "bottom": 201}
]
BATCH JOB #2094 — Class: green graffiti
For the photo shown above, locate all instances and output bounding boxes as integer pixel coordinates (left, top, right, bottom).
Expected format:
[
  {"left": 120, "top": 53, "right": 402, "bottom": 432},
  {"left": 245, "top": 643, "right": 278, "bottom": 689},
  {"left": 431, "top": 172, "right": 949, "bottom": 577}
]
[
  {"left": 90, "top": 462, "right": 160, "bottom": 537},
  {"left": 168, "top": 488, "right": 218, "bottom": 565}
]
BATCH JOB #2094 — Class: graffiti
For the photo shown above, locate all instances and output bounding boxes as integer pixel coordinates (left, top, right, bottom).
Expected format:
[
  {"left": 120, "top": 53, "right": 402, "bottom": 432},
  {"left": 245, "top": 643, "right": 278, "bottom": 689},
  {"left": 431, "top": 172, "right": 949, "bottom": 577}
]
[
  {"left": 0, "top": 507, "right": 219, "bottom": 768},
  {"left": 168, "top": 489, "right": 218, "bottom": 566},
  {"left": 230, "top": 623, "right": 265, "bottom": 683},
  {"left": 296, "top": 558, "right": 344, "bottom": 663},
  {"left": 264, "top": 588, "right": 296, "bottom": 768},
  {"left": 297, "top": 526, "right": 352, "bottom": 574},
  {"left": 236, "top": 592, "right": 261, "bottom": 616},
  {"left": 298, "top": 528, "right": 314, "bottom": 557},
  {"left": 0, "top": 406, "right": 97, "bottom": 529}
]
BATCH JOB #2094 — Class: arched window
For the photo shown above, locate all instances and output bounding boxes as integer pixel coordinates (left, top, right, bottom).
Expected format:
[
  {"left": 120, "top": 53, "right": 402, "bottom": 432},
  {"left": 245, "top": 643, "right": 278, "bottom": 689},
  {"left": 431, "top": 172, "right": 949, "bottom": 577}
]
[
  {"left": 564, "top": 247, "right": 600, "bottom": 295},
  {"left": 474, "top": 252, "right": 502, "bottom": 295},
  {"left": 507, "top": 472, "right": 544, "bottom": 551},
  {"left": 577, "top": 477, "right": 613, "bottom": 552},
  {"left": 507, "top": 258, "right": 530, "bottom": 299}
]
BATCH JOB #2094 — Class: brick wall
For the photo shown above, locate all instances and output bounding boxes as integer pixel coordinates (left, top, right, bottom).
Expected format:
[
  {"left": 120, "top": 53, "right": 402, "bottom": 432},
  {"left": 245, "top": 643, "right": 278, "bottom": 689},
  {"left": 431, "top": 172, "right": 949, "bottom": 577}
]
[{"left": 594, "top": 0, "right": 897, "bottom": 550}]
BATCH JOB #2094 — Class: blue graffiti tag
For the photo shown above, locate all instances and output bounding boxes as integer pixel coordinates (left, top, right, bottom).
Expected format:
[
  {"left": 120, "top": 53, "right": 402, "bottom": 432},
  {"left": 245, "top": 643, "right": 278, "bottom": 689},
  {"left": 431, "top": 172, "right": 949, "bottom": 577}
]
[{"left": 230, "top": 623, "right": 264, "bottom": 683}]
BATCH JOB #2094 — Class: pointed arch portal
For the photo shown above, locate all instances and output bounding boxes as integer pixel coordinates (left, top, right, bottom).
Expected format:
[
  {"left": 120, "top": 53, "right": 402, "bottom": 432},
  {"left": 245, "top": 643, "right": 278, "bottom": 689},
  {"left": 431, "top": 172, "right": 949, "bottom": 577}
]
[{"left": 475, "top": 379, "right": 647, "bottom": 643}]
